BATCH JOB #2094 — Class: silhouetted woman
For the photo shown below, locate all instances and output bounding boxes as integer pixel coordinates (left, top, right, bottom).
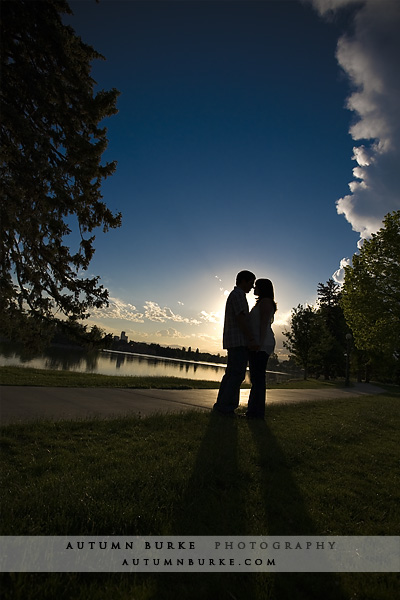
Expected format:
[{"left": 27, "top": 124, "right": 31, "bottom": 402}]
[{"left": 247, "top": 279, "right": 277, "bottom": 419}]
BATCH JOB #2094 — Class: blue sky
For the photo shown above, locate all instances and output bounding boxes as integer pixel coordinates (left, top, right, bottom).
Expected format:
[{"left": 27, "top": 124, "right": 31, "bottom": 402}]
[{"left": 65, "top": 0, "right": 400, "bottom": 357}]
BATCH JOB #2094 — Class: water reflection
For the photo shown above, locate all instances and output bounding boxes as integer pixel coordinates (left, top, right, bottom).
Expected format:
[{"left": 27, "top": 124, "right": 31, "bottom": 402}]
[
  {"left": 0, "top": 343, "right": 228, "bottom": 382},
  {"left": 0, "top": 342, "right": 99, "bottom": 373},
  {"left": 0, "top": 343, "right": 293, "bottom": 384}
]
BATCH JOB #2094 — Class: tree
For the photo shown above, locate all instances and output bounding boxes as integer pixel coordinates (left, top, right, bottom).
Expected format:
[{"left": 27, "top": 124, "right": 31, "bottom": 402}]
[
  {"left": 313, "top": 279, "right": 348, "bottom": 379},
  {"left": 0, "top": 0, "right": 121, "bottom": 346},
  {"left": 317, "top": 278, "right": 341, "bottom": 310},
  {"left": 266, "top": 352, "right": 280, "bottom": 371},
  {"left": 51, "top": 321, "right": 110, "bottom": 350},
  {"left": 283, "top": 304, "right": 318, "bottom": 379},
  {"left": 341, "top": 211, "right": 400, "bottom": 370}
]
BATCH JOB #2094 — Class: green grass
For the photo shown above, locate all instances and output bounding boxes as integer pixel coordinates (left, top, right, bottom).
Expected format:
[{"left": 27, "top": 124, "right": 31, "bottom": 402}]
[
  {"left": 0, "top": 365, "right": 353, "bottom": 390},
  {"left": 0, "top": 366, "right": 224, "bottom": 389},
  {"left": 1, "top": 391, "right": 399, "bottom": 599},
  {"left": 266, "top": 377, "right": 351, "bottom": 389}
]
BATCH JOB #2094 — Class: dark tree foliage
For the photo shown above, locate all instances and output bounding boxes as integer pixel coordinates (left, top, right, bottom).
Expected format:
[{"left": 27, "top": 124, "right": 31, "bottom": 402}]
[
  {"left": 0, "top": 0, "right": 121, "bottom": 346},
  {"left": 283, "top": 304, "right": 318, "bottom": 379},
  {"left": 314, "top": 278, "right": 348, "bottom": 379},
  {"left": 283, "top": 282, "right": 349, "bottom": 381},
  {"left": 341, "top": 211, "right": 400, "bottom": 382},
  {"left": 283, "top": 213, "right": 400, "bottom": 383}
]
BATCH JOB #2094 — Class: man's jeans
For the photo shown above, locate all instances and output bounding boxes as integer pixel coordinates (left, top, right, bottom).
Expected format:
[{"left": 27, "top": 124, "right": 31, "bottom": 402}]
[{"left": 213, "top": 346, "right": 248, "bottom": 414}]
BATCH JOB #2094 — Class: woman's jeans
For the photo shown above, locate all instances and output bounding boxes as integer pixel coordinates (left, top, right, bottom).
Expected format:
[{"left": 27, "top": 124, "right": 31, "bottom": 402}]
[{"left": 248, "top": 351, "right": 269, "bottom": 418}]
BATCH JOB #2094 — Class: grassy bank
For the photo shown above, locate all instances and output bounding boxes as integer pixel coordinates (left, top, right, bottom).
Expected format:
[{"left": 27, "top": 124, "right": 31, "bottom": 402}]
[
  {"left": 0, "top": 366, "right": 223, "bottom": 389},
  {"left": 1, "top": 392, "right": 399, "bottom": 599},
  {"left": 0, "top": 365, "right": 350, "bottom": 390}
]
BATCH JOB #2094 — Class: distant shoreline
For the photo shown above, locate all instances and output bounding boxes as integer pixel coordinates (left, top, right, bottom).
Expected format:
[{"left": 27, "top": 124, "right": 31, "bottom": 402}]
[
  {"left": 103, "top": 349, "right": 227, "bottom": 369},
  {"left": 102, "top": 349, "right": 291, "bottom": 376}
]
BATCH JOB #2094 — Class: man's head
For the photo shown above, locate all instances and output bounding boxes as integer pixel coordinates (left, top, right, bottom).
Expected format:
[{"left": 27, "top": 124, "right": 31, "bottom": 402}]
[{"left": 236, "top": 270, "right": 256, "bottom": 293}]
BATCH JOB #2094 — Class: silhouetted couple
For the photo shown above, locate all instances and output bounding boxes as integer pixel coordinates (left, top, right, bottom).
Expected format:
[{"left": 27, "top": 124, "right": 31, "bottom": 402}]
[{"left": 213, "top": 270, "right": 276, "bottom": 419}]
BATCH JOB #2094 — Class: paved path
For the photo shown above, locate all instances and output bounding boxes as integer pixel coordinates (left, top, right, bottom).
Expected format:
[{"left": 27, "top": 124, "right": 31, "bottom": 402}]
[{"left": 0, "top": 383, "right": 384, "bottom": 425}]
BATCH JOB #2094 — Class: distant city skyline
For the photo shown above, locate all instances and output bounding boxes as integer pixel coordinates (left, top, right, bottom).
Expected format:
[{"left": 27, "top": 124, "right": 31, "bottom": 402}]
[{"left": 63, "top": 0, "right": 400, "bottom": 357}]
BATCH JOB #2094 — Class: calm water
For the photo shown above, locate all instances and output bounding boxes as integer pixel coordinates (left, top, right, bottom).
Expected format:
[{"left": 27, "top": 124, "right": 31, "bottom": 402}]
[
  {"left": 0, "top": 342, "right": 231, "bottom": 382},
  {"left": 0, "top": 342, "right": 293, "bottom": 383}
]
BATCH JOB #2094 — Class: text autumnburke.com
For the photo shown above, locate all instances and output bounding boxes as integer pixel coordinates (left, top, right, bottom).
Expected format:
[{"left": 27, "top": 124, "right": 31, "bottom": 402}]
[{"left": 120, "top": 558, "right": 276, "bottom": 567}]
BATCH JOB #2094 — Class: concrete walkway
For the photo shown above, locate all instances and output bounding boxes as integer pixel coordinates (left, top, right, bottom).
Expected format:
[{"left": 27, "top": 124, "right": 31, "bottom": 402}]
[{"left": 0, "top": 383, "right": 384, "bottom": 425}]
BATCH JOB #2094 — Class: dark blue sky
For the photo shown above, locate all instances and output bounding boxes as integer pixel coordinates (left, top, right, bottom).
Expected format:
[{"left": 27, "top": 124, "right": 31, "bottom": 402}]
[{"left": 65, "top": 0, "right": 366, "bottom": 354}]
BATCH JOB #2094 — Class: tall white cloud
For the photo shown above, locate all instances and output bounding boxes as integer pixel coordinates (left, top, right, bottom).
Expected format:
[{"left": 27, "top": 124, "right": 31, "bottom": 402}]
[
  {"left": 307, "top": 0, "right": 400, "bottom": 279},
  {"left": 335, "top": 0, "right": 400, "bottom": 234}
]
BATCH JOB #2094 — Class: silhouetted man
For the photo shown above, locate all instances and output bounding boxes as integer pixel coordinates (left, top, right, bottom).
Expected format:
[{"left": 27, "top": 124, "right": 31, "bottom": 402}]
[{"left": 213, "top": 270, "right": 258, "bottom": 416}]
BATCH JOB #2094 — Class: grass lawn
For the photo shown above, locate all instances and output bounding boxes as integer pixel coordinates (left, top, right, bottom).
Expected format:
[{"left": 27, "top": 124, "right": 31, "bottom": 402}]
[
  {"left": 0, "top": 388, "right": 399, "bottom": 599},
  {"left": 0, "top": 366, "right": 223, "bottom": 389},
  {"left": 0, "top": 365, "right": 353, "bottom": 390}
]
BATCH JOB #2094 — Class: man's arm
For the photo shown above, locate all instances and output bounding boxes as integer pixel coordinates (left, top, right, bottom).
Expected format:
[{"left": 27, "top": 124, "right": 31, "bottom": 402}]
[{"left": 236, "top": 311, "right": 260, "bottom": 351}]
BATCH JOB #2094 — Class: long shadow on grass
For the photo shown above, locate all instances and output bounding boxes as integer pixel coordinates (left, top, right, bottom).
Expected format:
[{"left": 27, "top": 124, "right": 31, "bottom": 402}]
[
  {"left": 149, "top": 412, "right": 260, "bottom": 600},
  {"left": 247, "top": 418, "right": 346, "bottom": 600}
]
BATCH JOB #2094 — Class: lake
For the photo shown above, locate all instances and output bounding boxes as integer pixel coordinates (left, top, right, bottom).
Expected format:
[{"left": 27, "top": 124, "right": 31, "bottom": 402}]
[
  {"left": 0, "top": 342, "right": 231, "bottom": 382},
  {"left": 0, "top": 342, "right": 292, "bottom": 383}
]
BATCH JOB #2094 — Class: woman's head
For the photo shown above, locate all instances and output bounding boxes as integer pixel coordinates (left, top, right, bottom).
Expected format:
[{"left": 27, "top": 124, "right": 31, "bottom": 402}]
[{"left": 254, "top": 279, "right": 277, "bottom": 312}]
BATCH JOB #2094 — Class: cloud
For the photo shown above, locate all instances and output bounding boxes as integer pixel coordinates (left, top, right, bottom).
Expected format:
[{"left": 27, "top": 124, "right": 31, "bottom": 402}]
[
  {"left": 93, "top": 297, "right": 206, "bottom": 327},
  {"left": 200, "top": 310, "right": 222, "bottom": 324},
  {"left": 306, "top": 0, "right": 361, "bottom": 15},
  {"left": 215, "top": 275, "right": 229, "bottom": 296},
  {"left": 155, "top": 327, "right": 188, "bottom": 339},
  {"left": 92, "top": 297, "right": 144, "bottom": 322},
  {"left": 332, "top": 257, "right": 352, "bottom": 284},
  {"left": 307, "top": 0, "right": 400, "bottom": 278},
  {"left": 144, "top": 301, "right": 201, "bottom": 325},
  {"left": 334, "top": 1, "right": 400, "bottom": 234},
  {"left": 127, "top": 329, "right": 149, "bottom": 338},
  {"left": 195, "top": 333, "right": 221, "bottom": 350},
  {"left": 154, "top": 328, "right": 220, "bottom": 350},
  {"left": 272, "top": 310, "right": 292, "bottom": 328}
]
